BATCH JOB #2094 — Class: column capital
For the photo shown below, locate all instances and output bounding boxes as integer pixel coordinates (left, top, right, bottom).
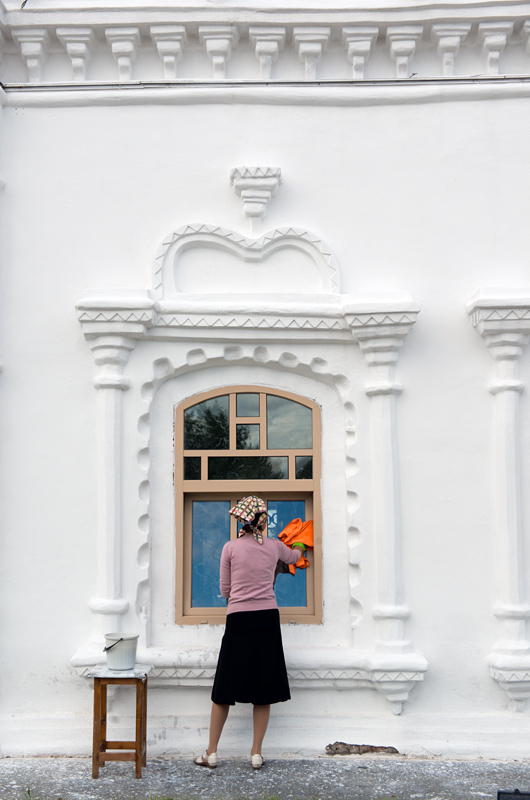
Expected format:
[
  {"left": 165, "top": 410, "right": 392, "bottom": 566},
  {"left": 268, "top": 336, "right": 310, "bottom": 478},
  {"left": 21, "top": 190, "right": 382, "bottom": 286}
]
[
  {"left": 345, "top": 296, "right": 420, "bottom": 353},
  {"left": 467, "top": 291, "right": 530, "bottom": 361},
  {"left": 76, "top": 294, "right": 154, "bottom": 388}
]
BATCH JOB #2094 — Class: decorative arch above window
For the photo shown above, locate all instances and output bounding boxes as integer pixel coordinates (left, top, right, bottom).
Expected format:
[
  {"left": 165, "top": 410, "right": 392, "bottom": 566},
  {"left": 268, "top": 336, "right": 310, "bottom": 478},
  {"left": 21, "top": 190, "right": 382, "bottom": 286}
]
[{"left": 175, "top": 386, "right": 322, "bottom": 625}]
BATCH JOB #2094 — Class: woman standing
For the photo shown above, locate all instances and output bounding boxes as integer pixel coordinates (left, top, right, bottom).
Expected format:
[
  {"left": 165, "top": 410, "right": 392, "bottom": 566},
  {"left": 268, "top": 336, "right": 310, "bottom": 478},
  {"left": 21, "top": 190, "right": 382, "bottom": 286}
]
[{"left": 194, "top": 495, "right": 305, "bottom": 770}]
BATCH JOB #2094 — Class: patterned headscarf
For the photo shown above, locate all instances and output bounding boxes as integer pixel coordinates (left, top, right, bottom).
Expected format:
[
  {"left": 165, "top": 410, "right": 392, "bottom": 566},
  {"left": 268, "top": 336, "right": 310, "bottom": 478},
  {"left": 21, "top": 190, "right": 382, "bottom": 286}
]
[{"left": 229, "top": 495, "right": 268, "bottom": 544}]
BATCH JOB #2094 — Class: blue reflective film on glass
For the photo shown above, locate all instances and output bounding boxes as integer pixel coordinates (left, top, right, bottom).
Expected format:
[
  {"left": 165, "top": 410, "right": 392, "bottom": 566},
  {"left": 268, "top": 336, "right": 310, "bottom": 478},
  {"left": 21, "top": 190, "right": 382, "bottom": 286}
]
[
  {"left": 191, "top": 501, "right": 230, "bottom": 608},
  {"left": 266, "top": 395, "right": 312, "bottom": 449},
  {"left": 267, "top": 500, "right": 307, "bottom": 607}
]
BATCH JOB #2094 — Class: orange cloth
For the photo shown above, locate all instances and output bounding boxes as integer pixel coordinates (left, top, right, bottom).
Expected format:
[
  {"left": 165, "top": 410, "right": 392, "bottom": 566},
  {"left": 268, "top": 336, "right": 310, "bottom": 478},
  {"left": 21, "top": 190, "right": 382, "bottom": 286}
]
[{"left": 278, "top": 519, "right": 314, "bottom": 575}]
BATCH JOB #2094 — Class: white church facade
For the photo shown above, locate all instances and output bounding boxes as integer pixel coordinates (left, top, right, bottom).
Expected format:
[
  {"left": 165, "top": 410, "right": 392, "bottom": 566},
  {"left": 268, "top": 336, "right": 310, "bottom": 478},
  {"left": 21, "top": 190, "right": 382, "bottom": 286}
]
[{"left": 1, "top": 0, "right": 530, "bottom": 758}]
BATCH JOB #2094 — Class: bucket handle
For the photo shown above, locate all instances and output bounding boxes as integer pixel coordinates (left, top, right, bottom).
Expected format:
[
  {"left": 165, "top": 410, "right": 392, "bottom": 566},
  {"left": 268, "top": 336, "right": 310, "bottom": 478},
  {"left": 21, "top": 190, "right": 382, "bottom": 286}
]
[{"left": 103, "top": 637, "right": 123, "bottom": 653}]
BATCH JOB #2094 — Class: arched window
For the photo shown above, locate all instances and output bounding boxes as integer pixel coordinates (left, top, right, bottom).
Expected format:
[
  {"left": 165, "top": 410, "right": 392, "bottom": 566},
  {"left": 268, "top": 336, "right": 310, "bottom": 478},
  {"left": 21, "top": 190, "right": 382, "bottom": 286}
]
[{"left": 175, "top": 386, "right": 322, "bottom": 624}]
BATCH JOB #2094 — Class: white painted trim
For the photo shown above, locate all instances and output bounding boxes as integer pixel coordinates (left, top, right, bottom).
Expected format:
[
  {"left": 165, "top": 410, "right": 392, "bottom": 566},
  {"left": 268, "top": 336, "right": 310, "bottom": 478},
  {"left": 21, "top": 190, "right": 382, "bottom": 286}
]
[{"left": 5, "top": 79, "right": 530, "bottom": 109}]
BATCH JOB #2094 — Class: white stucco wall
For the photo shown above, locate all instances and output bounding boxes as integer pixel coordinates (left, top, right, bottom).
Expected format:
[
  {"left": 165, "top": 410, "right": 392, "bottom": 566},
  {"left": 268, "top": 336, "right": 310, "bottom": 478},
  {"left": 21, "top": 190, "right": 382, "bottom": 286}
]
[{"left": 1, "top": 0, "right": 530, "bottom": 759}]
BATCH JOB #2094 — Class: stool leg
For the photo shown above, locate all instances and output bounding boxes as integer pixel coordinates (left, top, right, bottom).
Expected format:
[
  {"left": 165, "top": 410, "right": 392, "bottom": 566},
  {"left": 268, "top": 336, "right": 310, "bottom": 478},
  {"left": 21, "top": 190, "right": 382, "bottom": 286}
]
[
  {"left": 141, "top": 679, "right": 147, "bottom": 766},
  {"left": 100, "top": 683, "right": 107, "bottom": 767},
  {"left": 92, "top": 679, "right": 101, "bottom": 779},
  {"left": 135, "top": 680, "right": 142, "bottom": 778}
]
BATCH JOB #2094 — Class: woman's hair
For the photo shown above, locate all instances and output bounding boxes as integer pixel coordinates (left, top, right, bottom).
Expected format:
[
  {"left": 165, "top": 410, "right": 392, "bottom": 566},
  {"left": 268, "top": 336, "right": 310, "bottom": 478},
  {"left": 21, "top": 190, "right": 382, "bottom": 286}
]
[{"left": 242, "top": 513, "right": 267, "bottom": 533}]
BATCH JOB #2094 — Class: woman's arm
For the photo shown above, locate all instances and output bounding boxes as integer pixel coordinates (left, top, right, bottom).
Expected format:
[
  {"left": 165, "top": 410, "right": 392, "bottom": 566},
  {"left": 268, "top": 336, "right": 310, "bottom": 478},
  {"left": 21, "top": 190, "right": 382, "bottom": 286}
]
[
  {"left": 219, "top": 544, "right": 231, "bottom": 599},
  {"left": 276, "top": 539, "right": 303, "bottom": 565}
]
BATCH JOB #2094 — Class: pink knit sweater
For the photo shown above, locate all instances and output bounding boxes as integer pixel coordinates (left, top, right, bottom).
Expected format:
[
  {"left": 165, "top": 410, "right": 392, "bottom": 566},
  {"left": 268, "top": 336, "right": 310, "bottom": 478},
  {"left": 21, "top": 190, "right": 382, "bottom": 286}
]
[{"left": 220, "top": 534, "right": 300, "bottom": 614}]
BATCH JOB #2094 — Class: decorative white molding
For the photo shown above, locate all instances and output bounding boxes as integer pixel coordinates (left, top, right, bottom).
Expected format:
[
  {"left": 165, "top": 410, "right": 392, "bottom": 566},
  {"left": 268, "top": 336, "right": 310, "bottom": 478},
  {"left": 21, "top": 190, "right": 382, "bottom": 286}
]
[
  {"left": 342, "top": 27, "right": 379, "bottom": 80},
  {"left": 468, "top": 291, "right": 530, "bottom": 710},
  {"left": 150, "top": 25, "right": 187, "bottom": 80},
  {"left": 105, "top": 27, "right": 140, "bottom": 82},
  {"left": 75, "top": 296, "right": 154, "bottom": 645},
  {"left": 431, "top": 23, "right": 471, "bottom": 76},
  {"left": 199, "top": 25, "right": 239, "bottom": 79},
  {"left": 345, "top": 294, "right": 427, "bottom": 714},
  {"left": 293, "top": 27, "right": 330, "bottom": 81},
  {"left": 56, "top": 27, "right": 95, "bottom": 82},
  {"left": 11, "top": 27, "right": 49, "bottom": 82},
  {"left": 249, "top": 27, "right": 286, "bottom": 80},
  {"left": 478, "top": 22, "right": 514, "bottom": 75},
  {"left": 387, "top": 26, "right": 423, "bottom": 79},
  {"left": 152, "top": 224, "right": 340, "bottom": 298},
  {"left": 230, "top": 166, "right": 282, "bottom": 235}
]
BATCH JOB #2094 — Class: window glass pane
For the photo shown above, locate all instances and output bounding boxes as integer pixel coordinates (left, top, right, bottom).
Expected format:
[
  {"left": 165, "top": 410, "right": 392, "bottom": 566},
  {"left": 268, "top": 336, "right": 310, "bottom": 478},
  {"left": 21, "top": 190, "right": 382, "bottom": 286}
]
[
  {"left": 191, "top": 501, "right": 230, "bottom": 608},
  {"left": 267, "top": 500, "right": 307, "bottom": 607},
  {"left": 184, "top": 396, "right": 229, "bottom": 450},
  {"left": 184, "top": 457, "right": 201, "bottom": 480},
  {"left": 236, "top": 393, "right": 260, "bottom": 417},
  {"left": 267, "top": 395, "right": 312, "bottom": 449},
  {"left": 295, "top": 456, "right": 313, "bottom": 479},
  {"left": 208, "top": 456, "right": 288, "bottom": 480},
  {"left": 236, "top": 424, "right": 260, "bottom": 450}
]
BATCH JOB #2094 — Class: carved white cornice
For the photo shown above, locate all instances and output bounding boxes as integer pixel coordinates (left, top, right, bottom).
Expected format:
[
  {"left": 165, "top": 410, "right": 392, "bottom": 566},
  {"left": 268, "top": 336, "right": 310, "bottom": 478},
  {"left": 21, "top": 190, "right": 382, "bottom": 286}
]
[
  {"left": 56, "top": 27, "right": 95, "bottom": 82},
  {"left": 293, "top": 26, "right": 331, "bottom": 80},
  {"left": 387, "top": 26, "right": 423, "bottom": 79},
  {"left": 478, "top": 21, "right": 514, "bottom": 75},
  {"left": 431, "top": 23, "right": 471, "bottom": 76},
  {"left": 150, "top": 25, "right": 187, "bottom": 80},
  {"left": 468, "top": 291, "right": 530, "bottom": 711},
  {"left": 199, "top": 25, "right": 239, "bottom": 79},
  {"left": 249, "top": 27, "right": 286, "bottom": 80},
  {"left": 342, "top": 26, "right": 379, "bottom": 80},
  {"left": 105, "top": 27, "right": 140, "bottom": 81},
  {"left": 11, "top": 27, "right": 49, "bottom": 81}
]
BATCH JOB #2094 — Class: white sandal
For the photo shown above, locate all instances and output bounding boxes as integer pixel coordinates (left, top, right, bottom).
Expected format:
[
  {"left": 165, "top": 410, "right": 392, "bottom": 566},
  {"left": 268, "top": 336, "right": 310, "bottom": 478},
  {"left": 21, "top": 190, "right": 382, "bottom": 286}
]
[
  {"left": 251, "top": 753, "right": 264, "bottom": 770},
  {"left": 194, "top": 751, "right": 218, "bottom": 768}
]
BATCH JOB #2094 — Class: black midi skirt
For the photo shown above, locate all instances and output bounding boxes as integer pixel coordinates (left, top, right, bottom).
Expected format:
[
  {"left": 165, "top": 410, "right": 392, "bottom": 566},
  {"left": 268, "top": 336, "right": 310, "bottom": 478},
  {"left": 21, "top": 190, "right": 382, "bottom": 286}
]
[{"left": 211, "top": 608, "right": 291, "bottom": 706}]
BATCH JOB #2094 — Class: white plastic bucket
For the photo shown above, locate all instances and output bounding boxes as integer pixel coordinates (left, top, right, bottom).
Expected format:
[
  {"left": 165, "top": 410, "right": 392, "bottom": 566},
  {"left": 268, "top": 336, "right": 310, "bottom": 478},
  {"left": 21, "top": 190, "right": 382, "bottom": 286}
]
[{"left": 104, "top": 633, "right": 139, "bottom": 670}]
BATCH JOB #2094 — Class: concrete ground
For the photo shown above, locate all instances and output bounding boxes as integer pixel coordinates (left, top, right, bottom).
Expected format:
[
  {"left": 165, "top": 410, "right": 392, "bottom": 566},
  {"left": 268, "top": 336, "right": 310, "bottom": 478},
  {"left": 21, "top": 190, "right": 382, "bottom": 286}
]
[{"left": 1, "top": 755, "right": 530, "bottom": 800}]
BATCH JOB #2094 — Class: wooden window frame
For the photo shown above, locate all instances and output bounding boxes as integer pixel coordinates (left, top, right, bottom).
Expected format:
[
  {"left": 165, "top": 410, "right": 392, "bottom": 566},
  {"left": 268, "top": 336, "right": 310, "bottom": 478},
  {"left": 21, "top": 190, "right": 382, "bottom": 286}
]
[{"left": 175, "top": 386, "right": 322, "bottom": 625}]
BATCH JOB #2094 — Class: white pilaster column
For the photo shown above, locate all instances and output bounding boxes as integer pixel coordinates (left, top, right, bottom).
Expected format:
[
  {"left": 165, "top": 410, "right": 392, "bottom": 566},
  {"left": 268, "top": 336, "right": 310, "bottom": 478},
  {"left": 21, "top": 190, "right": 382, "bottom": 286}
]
[
  {"left": 478, "top": 22, "right": 513, "bottom": 75},
  {"left": 199, "top": 26, "right": 239, "bottom": 80},
  {"left": 56, "top": 28, "right": 95, "bottom": 82},
  {"left": 387, "top": 26, "right": 423, "bottom": 79},
  {"left": 342, "top": 27, "right": 378, "bottom": 80},
  {"left": 431, "top": 23, "right": 471, "bottom": 77},
  {"left": 345, "top": 296, "right": 427, "bottom": 714},
  {"left": 468, "top": 292, "right": 530, "bottom": 710},
  {"left": 249, "top": 27, "right": 286, "bottom": 80},
  {"left": 293, "top": 27, "right": 330, "bottom": 81},
  {"left": 12, "top": 28, "right": 50, "bottom": 82},
  {"left": 76, "top": 296, "right": 153, "bottom": 646},
  {"left": 151, "top": 26, "right": 187, "bottom": 80},
  {"left": 105, "top": 27, "right": 140, "bottom": 82}
]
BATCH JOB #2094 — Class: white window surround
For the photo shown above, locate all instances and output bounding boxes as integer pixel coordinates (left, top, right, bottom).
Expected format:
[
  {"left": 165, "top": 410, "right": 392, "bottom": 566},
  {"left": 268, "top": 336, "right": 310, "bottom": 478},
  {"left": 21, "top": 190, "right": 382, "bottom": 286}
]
[
  {"left": 72, "top": 213, "right": 427, "bottom": 714},
  {"left": 468, "top": 290, "right": 530, "bottom": 711}
]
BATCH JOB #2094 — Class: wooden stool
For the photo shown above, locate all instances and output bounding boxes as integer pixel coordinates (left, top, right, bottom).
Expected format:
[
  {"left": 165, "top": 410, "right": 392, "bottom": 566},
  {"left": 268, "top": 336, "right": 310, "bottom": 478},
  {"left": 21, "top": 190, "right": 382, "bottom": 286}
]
[{"left": 89, "top": 665, "right": 152, "bottom": 779}]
